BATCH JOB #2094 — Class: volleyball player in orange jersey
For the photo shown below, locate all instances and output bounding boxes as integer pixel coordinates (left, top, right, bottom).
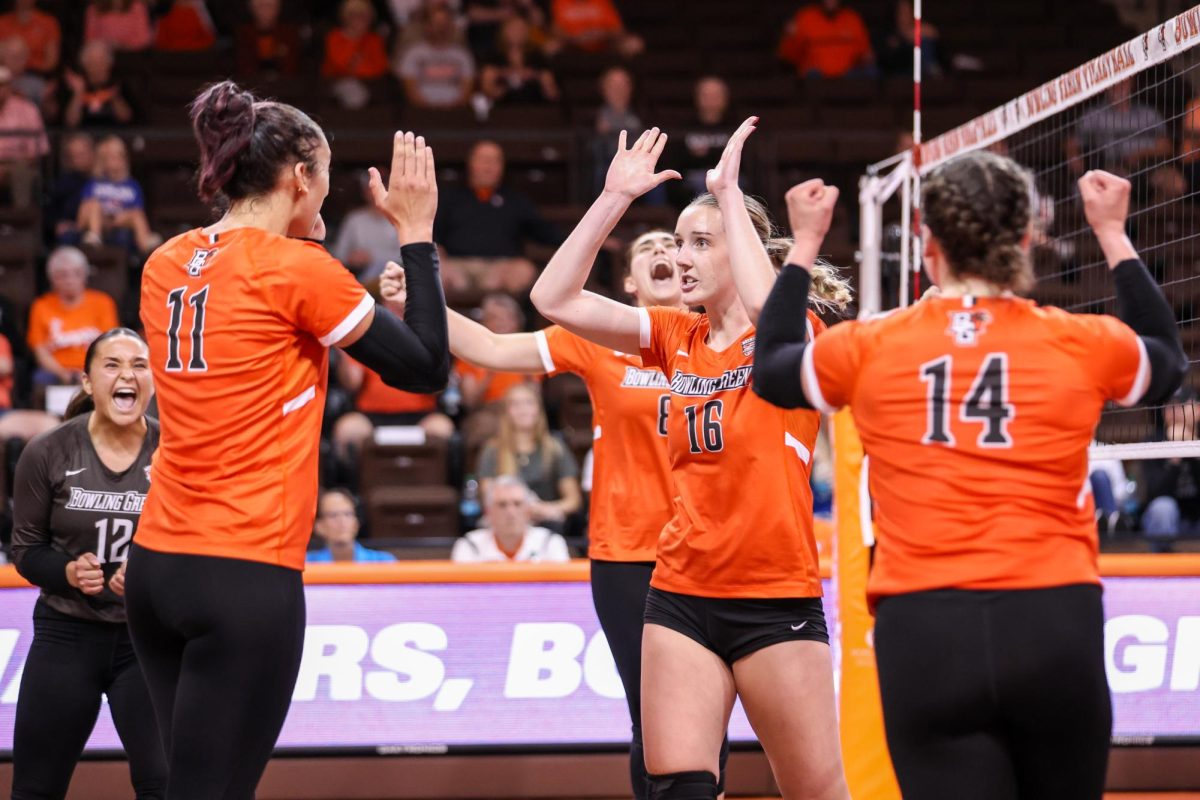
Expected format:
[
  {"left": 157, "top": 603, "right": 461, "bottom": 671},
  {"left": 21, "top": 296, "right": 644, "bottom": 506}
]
[
  {"left": 753, "top": 156, "right": 1186, "bottom": 799},
  {"left": 124, "top": 81, "right": 449, "bottom": 800},
  {"left": 451, "top": 230, "right": 736, "bottom": 798},
  {"left": 531, "top": 119, "right": 852, "bottom": 800}
]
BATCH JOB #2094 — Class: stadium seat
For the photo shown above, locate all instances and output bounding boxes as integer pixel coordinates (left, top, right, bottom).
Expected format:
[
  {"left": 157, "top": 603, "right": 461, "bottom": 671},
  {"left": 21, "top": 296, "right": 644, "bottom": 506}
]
[
  {"left": 366, "top": 485, "right": 460, "bottom": 539},
  {"left": 359, "top": 438, "right": 452, "bottom": 496}
]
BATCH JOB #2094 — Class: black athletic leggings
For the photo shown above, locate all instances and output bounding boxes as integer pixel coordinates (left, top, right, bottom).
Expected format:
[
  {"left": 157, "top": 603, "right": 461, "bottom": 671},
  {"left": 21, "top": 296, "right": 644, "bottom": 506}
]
[
  {"left": 13, "top": 600, "right": 166, "bottom": 800},
  {"left": 124, "top": 544, "right": 306, "bottom": 800},
  {"left": 590, "top": 560, "right": 728, "bottom": 800},
  {"left": 874, "top": 583, "right": 1111, "bottom": 800}
]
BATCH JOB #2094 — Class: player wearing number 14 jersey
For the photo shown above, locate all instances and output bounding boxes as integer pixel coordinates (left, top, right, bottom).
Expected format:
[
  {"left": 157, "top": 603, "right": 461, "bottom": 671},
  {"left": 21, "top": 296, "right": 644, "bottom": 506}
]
[{"left": 753, "top": 154, "right": 1186, "bottom": 800}]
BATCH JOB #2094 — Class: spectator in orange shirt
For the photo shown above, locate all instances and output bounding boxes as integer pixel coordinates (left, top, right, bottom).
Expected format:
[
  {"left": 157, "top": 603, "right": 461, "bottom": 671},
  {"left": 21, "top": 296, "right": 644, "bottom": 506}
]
[
  {"left": 322, "top": 0, "right": 390, "bottom": 80},
  {"left": 235, "top": 0, "right": 302, "bottom": 78},
  {"left": 84, "top": 0, "right": 153, "bottom": 53},
  {"left": 0, "top": 0, "right": 59, "bottom": 75},
  {"left": 778, "top": 0, "right": 876, "bottom": 79},
  {"left": 27, "top": 246, "right": 119, "bottom": 386},
  {"left": 549, "top": 0, "right": 641, "bottom": 58},
  {"left": 153, "top": 0, "right": 217, "bottom": 52}
]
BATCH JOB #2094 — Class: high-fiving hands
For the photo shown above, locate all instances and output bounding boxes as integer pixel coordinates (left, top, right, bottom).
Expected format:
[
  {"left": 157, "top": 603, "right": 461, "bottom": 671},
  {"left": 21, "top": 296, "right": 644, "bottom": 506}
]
[
  {"left": 370, "top": 131, "right": 438, "bottom": 246},
  {"left": 603, "top": 128, "right": 681, "bottom": 200}
]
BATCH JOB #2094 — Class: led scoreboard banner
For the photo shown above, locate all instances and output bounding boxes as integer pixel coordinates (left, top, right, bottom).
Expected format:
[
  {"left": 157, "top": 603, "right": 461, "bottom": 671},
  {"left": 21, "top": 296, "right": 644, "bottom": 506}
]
[{"left": 0, "top": 558, "right": 1195, "bottom": 755}]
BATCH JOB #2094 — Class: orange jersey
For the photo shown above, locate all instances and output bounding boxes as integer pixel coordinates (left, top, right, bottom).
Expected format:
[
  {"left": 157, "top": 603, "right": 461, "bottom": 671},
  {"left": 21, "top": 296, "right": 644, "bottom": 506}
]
[
  {"left": 345, "top": 354, "right": 437, "bottom": 415},
  {"left": 536, "top": 324, "right": 672, "bottom": 562},
  {"left": 138, "top": 228, "right": 372, "bottom": 570},
  {"left": 26, "top": 289, "right": 119, "bottom": 372},
  {"left": 806, "top": 296, "right": 1149, "bottom": 604},
  {"left": 455, "top": 360, "right": 540, "bottom": 405},
  {"left": 639, "top": 307, "right": 824, "bottom": 599}
]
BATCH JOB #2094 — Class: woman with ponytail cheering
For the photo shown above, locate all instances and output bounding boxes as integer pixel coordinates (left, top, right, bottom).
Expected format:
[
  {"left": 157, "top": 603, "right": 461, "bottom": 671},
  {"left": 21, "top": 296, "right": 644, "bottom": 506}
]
[{"left": 11, "top": 328, "right": 165, "bottom": 800}]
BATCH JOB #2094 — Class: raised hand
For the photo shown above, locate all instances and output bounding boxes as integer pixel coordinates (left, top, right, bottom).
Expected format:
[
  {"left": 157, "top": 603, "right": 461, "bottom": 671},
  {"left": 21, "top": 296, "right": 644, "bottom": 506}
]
[
  {"left": 603, "top": 128, "right": 681, "bottom": 199},
  {"left": 68, "top": 553, "right": 104, "bottom": 596},
  {"left": 1078, "top": 169, "right": 1130, "bottom": 237},
  {"left": 380, "top": 261, "right": 407, "bottom": 317},
  {"left": 785, "top": 179, "right": 839, "bottom": 243},
  {"left": 706, "top": 116, "right": 757, "bottom": 198},
  {"left": 370, "top": 131, "right": 438, "bottom": 245}
]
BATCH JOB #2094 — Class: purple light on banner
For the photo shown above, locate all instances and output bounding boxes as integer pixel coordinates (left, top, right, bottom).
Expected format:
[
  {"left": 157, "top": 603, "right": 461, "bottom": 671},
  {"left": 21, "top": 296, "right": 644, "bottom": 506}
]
[{"left": 0, "top": 576, "right": 1193, "bottom": 752}]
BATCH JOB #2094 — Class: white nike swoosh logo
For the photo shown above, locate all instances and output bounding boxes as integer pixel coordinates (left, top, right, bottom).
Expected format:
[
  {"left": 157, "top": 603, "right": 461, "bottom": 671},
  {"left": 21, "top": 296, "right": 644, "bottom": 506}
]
[
  {"left": 676, "top": 350, "right": 689, "bottom": 357},
  {"left": 790, "top": 621, "right": 808, "bottom": 631},
  {"left": 65, "top": 468, "right": 87, "bottom": 476}
]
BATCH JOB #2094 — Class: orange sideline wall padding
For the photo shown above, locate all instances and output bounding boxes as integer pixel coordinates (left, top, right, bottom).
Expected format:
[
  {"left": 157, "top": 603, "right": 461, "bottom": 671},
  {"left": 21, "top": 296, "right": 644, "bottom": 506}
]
[{"left": 0, "top": 554, "right": 1196, "bottom": 590}]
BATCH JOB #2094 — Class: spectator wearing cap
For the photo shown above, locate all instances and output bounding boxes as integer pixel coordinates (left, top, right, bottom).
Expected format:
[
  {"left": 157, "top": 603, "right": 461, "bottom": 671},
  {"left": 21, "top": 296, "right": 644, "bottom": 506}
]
[
  {"left": 0, "top": 62, "right": 48, "bottom": 208},
  {"left": 451, "top": 475, "right": 570, "bottom": 562},
  {"left": 307, "top": 488, "right": 397, "bottom": 563}
]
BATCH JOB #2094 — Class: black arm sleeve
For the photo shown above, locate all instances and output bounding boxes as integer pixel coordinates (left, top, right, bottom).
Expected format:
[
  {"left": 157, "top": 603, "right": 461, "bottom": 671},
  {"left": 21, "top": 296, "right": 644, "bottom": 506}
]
[
  {"left": 1112, "top": 258, "right": 1187, "bottom": 405},
  {"left": 343, "top": 242, "right": 450, "bottom": 393},
  {"left": 752, "top": 264, "right": 817, "bottom": 410},
  {"left": 10, "top": 438, "right": 71, "bottom": 593}
]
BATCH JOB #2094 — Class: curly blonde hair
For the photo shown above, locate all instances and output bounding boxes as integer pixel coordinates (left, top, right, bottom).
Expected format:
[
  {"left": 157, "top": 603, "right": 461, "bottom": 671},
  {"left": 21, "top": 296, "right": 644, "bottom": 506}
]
[{"left": 685, "top": 193, "right": 853, "bottom": 313}]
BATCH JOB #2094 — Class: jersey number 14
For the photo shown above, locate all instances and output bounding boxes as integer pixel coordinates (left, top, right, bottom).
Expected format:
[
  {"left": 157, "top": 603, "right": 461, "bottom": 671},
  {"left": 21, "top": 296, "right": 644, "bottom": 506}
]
[{"left": 920, "top": 353, "right": 1014, "bottom": 448}]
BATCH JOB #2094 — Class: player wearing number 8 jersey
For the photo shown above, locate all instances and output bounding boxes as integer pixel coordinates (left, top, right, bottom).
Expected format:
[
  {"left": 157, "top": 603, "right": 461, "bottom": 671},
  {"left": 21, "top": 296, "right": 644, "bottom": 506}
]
[
  {"left": 449, "top": 230, "right": 723, "bottom": 799},
  {"left": 11, "top": 329, "right": 166, "bottom": 799},
  {"left": 533, "top": 118, "right": 853, "bottom": 800},
  {"left": 126, "top": 81, "right": 449, "bottom": 800},
  {"left": 753, "top": 153, "right": 1187, "bottom": 800}
]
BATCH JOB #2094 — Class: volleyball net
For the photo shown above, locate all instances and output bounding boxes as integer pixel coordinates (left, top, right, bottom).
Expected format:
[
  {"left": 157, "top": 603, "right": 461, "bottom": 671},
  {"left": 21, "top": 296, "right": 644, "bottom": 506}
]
[{"left": 858, "top": 4, "right": 1200, "bottom": 461}]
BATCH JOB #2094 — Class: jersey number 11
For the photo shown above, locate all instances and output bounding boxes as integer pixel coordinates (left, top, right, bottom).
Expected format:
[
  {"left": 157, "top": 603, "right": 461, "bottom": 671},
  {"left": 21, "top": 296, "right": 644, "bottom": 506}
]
[{"left": 165, "top": 286, "right": 210, "bottom": 372}]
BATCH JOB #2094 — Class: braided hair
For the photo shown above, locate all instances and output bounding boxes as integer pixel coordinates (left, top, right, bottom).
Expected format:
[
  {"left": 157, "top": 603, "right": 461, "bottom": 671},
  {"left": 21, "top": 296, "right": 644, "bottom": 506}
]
[{"left": 921, "top": 151, "right": 1035, "bottom": 293}]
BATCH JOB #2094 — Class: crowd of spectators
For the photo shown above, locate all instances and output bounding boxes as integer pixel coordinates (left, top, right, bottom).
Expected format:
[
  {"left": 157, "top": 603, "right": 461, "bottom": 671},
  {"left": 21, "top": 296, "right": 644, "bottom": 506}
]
[{"left": 0, "top": 0, "right": 1193, "bottom": 560}]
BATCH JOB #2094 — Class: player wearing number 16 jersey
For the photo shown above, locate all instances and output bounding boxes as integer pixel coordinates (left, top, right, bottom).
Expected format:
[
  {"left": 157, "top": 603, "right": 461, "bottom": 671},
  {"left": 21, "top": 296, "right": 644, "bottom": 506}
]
[
  {"left": 126, "top": 81, "right": 448, "bottom": 800},
  {"left": 11, "top": 329, "right": 166, "bottom": 799},
  {"left": 532, "top": 119, "right": 854, "bottom": 800},
  {"left": 753, "top": 154, "right": 1187, "bottom": 800}
]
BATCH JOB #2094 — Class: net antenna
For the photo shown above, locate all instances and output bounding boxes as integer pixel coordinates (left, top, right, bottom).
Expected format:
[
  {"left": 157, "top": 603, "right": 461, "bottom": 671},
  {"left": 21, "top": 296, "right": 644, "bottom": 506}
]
[{"left": 859, "top": 5, "right": 1200, "bottom": 460}]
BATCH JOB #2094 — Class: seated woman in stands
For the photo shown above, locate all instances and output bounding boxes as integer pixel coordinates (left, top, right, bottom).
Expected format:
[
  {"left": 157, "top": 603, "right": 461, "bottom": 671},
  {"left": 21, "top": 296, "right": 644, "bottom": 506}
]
[{"left": 477, "top": 382, "right": 581, "bottom": 532}]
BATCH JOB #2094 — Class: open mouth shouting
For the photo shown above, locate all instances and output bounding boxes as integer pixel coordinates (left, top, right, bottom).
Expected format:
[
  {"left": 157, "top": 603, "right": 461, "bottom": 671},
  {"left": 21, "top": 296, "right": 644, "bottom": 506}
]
[
  {"left": 680, "top": 273, "right": 699, "bottom": 294},
  {"left": 112, "top": 387, "right": 138, "bottom": 413},
  {"left": 650, "top": 256, "right": 675, "bottom": 286}
]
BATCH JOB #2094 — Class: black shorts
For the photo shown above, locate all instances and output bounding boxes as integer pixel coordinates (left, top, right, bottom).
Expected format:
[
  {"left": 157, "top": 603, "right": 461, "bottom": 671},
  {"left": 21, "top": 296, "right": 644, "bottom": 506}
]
[{"left": 643, "top": 586, "right": 829, "bottom": 665}]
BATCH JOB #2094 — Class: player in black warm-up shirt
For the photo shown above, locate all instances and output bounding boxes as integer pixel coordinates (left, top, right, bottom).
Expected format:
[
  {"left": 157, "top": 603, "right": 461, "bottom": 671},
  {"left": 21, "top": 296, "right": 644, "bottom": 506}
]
[{"left": 10, "top": 328, "right": 165, "bottom": 800}]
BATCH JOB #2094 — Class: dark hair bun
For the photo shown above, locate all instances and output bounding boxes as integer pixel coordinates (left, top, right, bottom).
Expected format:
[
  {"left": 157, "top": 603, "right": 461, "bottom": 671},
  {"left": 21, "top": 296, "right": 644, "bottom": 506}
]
[{"left": 190, "top": 81, "right": 258, "bottom": 204}]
